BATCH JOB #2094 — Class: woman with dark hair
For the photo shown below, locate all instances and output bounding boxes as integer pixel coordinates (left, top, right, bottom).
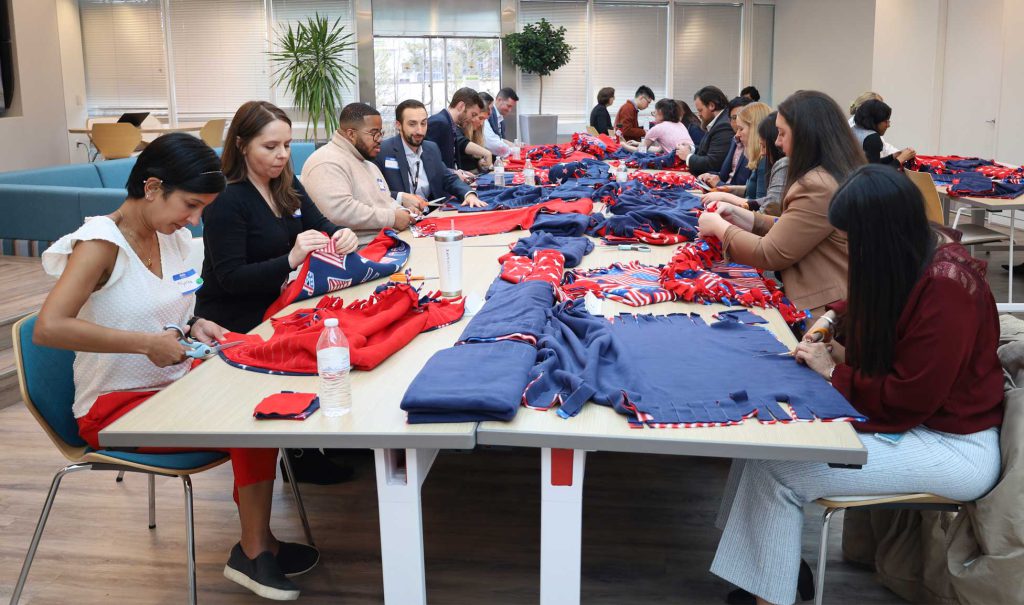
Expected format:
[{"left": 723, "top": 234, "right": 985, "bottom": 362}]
[
  {"left": 677, "top": 99, "right": 705, "bottom": 146},
  {"left": 198, "top": 100, "right": 358, "bottom": 487},
  {"left": 702, "top": 110, "right": 787, "bottom": 216},
  {"left": 590, "top": 87, "right": 615, "bottom": 135},
  {"left": 697, "top": 90, "right": 863, "bottom": 322},
  {"left": 852, "top": 99, "right": 916, "bottom": 165},
  {"left": 621, "top": 98, "right": 693, "bottom": 154},
  {"left": 35, "top": 133, "right": 317, "bottom": 600},
  {"left": 710, "top": 165, "right": 1003, "bottom": 605}
]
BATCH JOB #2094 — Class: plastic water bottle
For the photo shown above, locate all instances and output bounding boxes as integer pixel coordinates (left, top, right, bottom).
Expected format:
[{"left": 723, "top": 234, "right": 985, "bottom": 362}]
[
  {"left": 493, "top": 156, "right": 505, "bottom": 188},
  {"left": 316, "top": 318, "right": 352, "bottom": 417},
  {"left": 523, "top": 158, "right": 536, "bottom": 186},
  {"left": 638, "top": 140, "right": 648, "bottom": 154},
  {"left": 512, "top": 139, "right": 522, "bottom": 160}
]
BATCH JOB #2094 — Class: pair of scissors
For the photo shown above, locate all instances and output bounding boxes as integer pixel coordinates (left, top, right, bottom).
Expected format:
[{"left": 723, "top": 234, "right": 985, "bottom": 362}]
[
  {"left": 389, "top": 273, "right": 438, "bottom": 284},
  {"left": 600, "top": 243, "right": 651, "bottom": 252},
  {"left": 163, "top": 324, "right": 243, "bottom": 359}
]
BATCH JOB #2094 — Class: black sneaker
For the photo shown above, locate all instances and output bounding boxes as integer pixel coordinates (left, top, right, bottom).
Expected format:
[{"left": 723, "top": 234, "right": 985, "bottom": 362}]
[
  {"left": 223, "top": 543, "right": 300, "bottom": 601},
  {"left": 280, "top": 448, "right": 354, "bottom": 485},
  {"left": 276, "top": 542, "right": 320, "bottom": 577}
]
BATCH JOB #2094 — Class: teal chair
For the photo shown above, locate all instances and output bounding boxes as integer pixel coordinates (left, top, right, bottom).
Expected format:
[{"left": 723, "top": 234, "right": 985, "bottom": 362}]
[{"left": 9, "top": 314, "right": 314, "bottom": 604}]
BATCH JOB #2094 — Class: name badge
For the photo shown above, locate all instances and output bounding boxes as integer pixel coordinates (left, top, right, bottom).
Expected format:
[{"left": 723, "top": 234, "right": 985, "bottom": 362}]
[
  {"left": 384, "top": 157, "right": 400, "bottom": 170},
  {"left": 172, "top": 268, "right": 203, "bottom": 296},
  {"left": 376, "top": 177, "right": 388, "bottom": 192}
]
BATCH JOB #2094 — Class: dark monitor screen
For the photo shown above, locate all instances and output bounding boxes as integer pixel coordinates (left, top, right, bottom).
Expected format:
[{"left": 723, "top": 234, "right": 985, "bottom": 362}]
[{"left": 117, "top": 112, "right": 150, "bottom": 127}]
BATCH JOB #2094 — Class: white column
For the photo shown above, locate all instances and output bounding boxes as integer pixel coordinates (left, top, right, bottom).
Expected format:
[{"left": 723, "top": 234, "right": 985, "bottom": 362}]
[{"left": 540, "top": 447, "right": 587, "bottom": 605}]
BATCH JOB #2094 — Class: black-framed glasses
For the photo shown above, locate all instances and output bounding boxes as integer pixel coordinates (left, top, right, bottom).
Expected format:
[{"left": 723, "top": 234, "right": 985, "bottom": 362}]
[{"left": 350, "top": 128, "right": 383, "bottom": 141}]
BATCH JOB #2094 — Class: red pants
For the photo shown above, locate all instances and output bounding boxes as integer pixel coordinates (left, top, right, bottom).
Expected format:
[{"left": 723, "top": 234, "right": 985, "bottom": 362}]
[{"left": 78, "top": 391, "right": 277, "bottom": 500}]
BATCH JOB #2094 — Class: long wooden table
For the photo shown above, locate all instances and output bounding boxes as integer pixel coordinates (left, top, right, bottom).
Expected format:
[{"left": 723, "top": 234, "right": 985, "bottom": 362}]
[{"left": 101, "top": 209, "right": 866, "bottom": 604}]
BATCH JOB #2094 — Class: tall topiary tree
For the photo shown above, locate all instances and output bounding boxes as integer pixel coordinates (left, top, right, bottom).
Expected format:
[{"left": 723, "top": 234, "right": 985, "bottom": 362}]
[{"left": 504, "top": 19, "right": 573, "bottom": 114}]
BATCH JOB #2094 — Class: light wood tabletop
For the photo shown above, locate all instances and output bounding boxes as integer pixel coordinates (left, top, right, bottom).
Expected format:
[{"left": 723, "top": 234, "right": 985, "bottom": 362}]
[
  {"left": 68, "top": 122, "right": 205, "bottom": 135},
  {"left": 101, "top": 204, "right": 864, "bottom": 464}
]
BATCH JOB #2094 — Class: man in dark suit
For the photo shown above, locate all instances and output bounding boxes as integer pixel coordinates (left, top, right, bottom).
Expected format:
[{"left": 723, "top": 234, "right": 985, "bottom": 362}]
[
  {"left": 483, "top": 87, "right": 518, "bottom": 157},
  {"left": 675, "top": 85, "right": 734, "bottom": 176},
  {"left": 699, "top": 96, "right": 753, "bottom": 187},
  {"left": 376, "top": 99, "right": 485, "bottom": 209},
  {"left": 426, "top": 87, "right": 486, "bottom": 171}
]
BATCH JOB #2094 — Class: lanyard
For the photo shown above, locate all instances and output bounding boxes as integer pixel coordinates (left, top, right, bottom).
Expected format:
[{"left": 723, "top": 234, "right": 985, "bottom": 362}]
[{"left": 410, "top": 159, "right": 421, "bottom": 194}]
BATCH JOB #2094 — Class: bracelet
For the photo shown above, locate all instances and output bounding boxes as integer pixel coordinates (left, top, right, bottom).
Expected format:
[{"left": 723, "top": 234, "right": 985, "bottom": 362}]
[
  {"left": 827, "top": 364, "right": 837, "bottom": 383},
  {"left": 186, "top": 316, "right": 201, "bottom": 330},
  {"left": 820, "top": 314, "right": 835, "bottom": 328}
]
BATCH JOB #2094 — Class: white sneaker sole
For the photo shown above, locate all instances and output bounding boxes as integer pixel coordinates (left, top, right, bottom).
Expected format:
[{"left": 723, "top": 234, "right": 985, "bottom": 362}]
[{"left": 223, "top": 565, "right": 300, "bottom": 601}]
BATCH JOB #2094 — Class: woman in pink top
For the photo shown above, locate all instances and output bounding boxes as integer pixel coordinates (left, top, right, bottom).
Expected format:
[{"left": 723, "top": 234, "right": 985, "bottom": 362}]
[{"left": 622, "top": 98, "right": 694, "bottom": 154}]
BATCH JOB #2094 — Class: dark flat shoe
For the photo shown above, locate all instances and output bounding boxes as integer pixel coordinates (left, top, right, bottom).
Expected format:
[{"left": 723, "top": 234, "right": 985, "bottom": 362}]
[{"left": 724, "top": 558, "right": 814, "bottom": 604}]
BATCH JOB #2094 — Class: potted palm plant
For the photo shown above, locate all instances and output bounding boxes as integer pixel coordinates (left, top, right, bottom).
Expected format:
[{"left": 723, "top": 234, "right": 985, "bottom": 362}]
[
  {"left": 504, "top": 18, "right": 573, "bottom": 145},
  {"left": 270, "top": 14, "right": 356, "bottom": 143}
]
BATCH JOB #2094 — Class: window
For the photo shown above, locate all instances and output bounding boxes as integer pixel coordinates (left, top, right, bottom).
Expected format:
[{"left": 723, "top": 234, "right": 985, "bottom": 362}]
[
  {"left": 750, "top": 4, "right": 775, "bottom": 106},
  {"left": 517, "top": 1, "right": 589, "bottom": 118},
  {"left": 79, "top": 0, "right": 167, "bottom": 114},
  {"left": 591, "top": 2, "right": 669, "bottom": 120},
  {"left": 673, "top": 3, "right": 742, "bottom": 101}
]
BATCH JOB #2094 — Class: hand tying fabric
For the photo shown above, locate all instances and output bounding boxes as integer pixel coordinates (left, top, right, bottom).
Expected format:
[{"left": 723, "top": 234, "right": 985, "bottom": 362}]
[
  {"left": 331, "top": 228, "right": 359, "bottom": 255},
  {"left": 712, "top": 202, "right": 757, "bottom": 232},
  {"left": 697, "top": 210, "right": 730, "bottom": 239},
  {"left": 701, "top": 190, "right": 748, "bottom": 209},
  {"left": 794, "top": 341, "right": 836, "bottom": 381}
]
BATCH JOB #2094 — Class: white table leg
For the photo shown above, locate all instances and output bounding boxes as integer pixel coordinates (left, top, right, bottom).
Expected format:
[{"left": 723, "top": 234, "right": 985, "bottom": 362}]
[
  {"left": 374, "top": 447, "right": 438, "bottom": 605},
  {"left": 540, "top": 447, "right": 587, "bottom": 605},
  {"left": 1009, "top": 209, "right": 1015, "bottom": 305}
]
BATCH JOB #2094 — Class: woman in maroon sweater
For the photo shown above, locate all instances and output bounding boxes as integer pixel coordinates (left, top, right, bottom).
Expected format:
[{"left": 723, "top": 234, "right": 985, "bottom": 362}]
[{"left": 709, "top": 165, "right": 1003, "bottom": 605}]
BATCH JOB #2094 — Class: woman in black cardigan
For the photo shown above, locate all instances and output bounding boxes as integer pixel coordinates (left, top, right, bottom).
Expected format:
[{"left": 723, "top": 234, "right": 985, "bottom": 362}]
[
  {"left": 198, "top": 100, "right": 358, "bottom": 484},
  {"left": 590, "top": 87, "right": 615, "bottom": 135}
]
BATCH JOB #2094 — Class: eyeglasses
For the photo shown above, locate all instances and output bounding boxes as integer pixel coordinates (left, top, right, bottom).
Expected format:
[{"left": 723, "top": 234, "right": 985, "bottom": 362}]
[{"left": 350, "top": 128, "right": 383, "bottom": 141}]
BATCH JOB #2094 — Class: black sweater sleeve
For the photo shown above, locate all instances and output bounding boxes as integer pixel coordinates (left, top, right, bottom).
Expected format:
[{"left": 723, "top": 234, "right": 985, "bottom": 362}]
[
  {"left": 296, "top": 178, "right": 340, "bottom": 234},
  {"left": 863, "top": 133, "right": 896, "bottom": 165},
  {"left": 201, "top": 184, "right": 293, "bottom": 296}
]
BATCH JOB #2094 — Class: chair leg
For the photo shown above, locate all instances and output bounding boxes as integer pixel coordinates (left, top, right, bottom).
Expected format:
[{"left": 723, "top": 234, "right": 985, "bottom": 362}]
[
  {"left": 116, "top": 470, "right": 125, "bottom": 482},
  {"left": 181, "top": 475, "right": 198, "bottom": 605},
  {"left": 280, "top": 449, "right": 315, "bottom": 546},
  {"left": 815, "top": 507, "right": 839, "bottom": 605},
  {"left": 148, "top": 474, "right": 157, "bottom": 529},
  {"left": 10, "top": 463, "right": 91, "bottom": 605}
]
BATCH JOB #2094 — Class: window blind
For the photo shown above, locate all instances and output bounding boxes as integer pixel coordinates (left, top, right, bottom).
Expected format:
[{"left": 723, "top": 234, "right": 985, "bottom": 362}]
[
  {"left": 672, "top": 3, "right": 741, "bottom": 101},
  {"left": 517, "top": 1, "right": 589, "bottom": 118},
  {"left": 80, "top": 0, "right": 168, "bottom": 114},
  {"left": 167, "top": 0, "right": 269, "bottom": 119},
  {"left": 591, "top": 3, "right": 668, "bottom": 120}
]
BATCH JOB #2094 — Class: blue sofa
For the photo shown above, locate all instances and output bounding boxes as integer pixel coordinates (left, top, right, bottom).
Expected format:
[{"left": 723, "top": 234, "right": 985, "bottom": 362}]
[{"left": 0, "top": 142, "right": 316, "bottom": 255}]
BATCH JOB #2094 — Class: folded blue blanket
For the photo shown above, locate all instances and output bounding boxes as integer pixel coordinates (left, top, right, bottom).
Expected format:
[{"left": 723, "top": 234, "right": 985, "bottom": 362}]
[
  {"left": 458, "top": 280, "right": 554, "bottom": 343},
  {"left": 460, "top": 185, "right": 544, "bottom": 212},
  {"left": 401, "top": 340, "right": 537, "bottom": 423},
  {"left": 530, "top": 213, "right": 592, "bottom": 237},
  {"left": 509, "top": 232, "right": 595, "bottom": 268}
]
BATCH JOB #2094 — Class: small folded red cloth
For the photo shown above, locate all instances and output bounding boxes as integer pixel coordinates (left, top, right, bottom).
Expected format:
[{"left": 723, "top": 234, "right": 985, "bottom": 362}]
[{"left": 254, "top": 391, "right": 320, "bottom": 420}]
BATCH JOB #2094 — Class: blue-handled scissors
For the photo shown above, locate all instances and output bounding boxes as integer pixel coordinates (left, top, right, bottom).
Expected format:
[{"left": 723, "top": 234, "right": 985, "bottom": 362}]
[
  {"left": 163, "top": 324, "right": 243, "bottom": 359},
  {"left": 600, "top": 243, "right": 651, "bottom": 252}
]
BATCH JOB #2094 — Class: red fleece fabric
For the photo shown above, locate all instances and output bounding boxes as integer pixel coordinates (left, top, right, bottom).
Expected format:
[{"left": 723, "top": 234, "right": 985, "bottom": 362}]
[
  {"left": 412, "top": 198, "right": 594, "bottom": 238},
  {"left": 221, "top": 284, "right": 465, "bottom": 374}
]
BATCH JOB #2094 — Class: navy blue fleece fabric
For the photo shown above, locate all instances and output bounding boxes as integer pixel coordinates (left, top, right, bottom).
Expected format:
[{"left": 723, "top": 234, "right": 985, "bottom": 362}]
[
  {"left": 630, "top": 150, "right": 682, "bottom": 170},
  {"left": 460, "top": 185, "right": 544, "bottom": 212},
  {"left": 546, "top": 180, "right": 601, "bottom": 201},
  {"left": 949, "top": 171, "right": 1024, "bottom": 199},
  {"left": 548, "top": 159, "right": 610, "bottom": 185},
  {"left": 509, "top": 232, "right": 595, "bottom": 267},
  {"left": 458, "top": 280, "right": 555, "bottom": 343},
  {"left": 716, "top": 310, "right": 767, "bottom": 325},
  {"left": 525, "top": 302, "right": 867, "bottom": 425},
  {"left": 530, "top": 213, "right": 592, "bottom": 237},
  {"left": 587, "top": 182, "right": 702, "bottom": 240},
  {"left": 400, "top": 340, "right": 536, "bottom": 423}
]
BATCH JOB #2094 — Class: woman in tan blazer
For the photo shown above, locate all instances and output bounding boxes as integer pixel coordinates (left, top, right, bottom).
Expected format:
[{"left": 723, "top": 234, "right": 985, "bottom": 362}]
[{"left": 698, "top": 90, "right": 865, "bottom": 323}]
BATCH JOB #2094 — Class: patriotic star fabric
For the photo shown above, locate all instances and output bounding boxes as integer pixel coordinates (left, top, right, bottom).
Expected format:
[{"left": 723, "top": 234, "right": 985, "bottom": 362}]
[{"left": 263, "top": 229, "right": 410, "bottom": 319}]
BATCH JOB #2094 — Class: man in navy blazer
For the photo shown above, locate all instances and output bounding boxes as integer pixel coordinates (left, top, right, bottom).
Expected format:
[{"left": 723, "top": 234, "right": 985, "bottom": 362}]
[
  {"left": 426, "top": 87, "right": 486, "bottom": 171},
  {"left": 674, "top": 85, "right": 735, "bottom": 176},
  {"left": 375, "top": 99, "right": 485, "bottom": 209}
]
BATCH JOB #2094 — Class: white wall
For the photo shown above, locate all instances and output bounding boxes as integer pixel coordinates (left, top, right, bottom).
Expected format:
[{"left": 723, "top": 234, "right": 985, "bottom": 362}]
[
  {"left": 870, "top": 0, "right": 945, "bottom": 153},
  {"left": 771, "top": 0, "right": 875, "bottom": 111},
  {"left": 56, "top": 0, "right": 88, "bottom": 164},
  {"left": 0, "top": 0, "right": 72, "bottom": 171},
  {"left": 996, "top": 0, "right": 1024, "bottom": 166}
]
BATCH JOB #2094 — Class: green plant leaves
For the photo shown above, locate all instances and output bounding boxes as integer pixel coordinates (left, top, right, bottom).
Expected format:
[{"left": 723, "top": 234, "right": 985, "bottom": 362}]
[
  {"left": 269, "top": 13, "right": 357, "bottom": 142},
  {"left": 504, "top": 18, "right": 573, "bottom": 114}
]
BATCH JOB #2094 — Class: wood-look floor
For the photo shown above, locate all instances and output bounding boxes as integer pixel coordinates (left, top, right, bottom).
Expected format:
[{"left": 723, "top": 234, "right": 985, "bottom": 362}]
[{"left": 0, "top": 403, "right": 906, "bottom": 605}]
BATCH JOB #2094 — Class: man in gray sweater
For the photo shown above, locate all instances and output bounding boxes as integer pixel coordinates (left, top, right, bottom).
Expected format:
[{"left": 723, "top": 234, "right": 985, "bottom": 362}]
[{"left": 303, "top": 103, "right": 421, "bottom": 244}]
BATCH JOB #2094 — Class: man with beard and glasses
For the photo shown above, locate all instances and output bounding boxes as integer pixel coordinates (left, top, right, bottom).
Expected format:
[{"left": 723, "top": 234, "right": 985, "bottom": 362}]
[
  {"left": 303, "top": 102, "right": 414, "bottom": 245},
  {"left": 375, "top": 99, "right": 485, "bottom": 209}
]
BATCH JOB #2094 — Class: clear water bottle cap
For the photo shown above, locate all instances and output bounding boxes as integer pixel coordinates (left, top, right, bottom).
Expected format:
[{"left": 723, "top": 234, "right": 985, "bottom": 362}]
[{"left": 324, "top": 318, "right": 339, "bottom": 327}]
